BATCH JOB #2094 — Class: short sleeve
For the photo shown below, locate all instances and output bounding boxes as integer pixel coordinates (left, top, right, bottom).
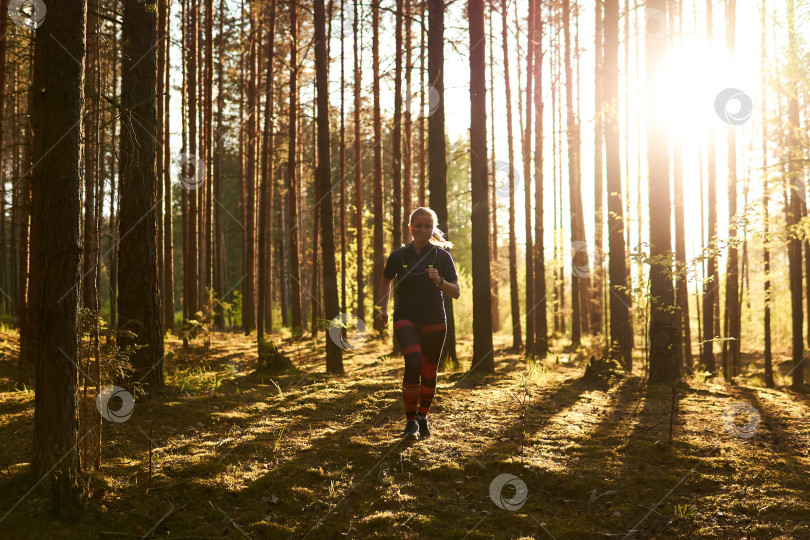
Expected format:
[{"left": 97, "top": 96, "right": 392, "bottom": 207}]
[
  {"left": 383, "top": 250, "right": 399, "bottom": 280},
  {"left": 439, "top": 249, "right": 458, "bottom": 283}
]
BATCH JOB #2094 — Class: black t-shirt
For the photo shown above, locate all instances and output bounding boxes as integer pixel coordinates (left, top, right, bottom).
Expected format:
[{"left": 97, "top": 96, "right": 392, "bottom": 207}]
[{"left": 383, "top": 242, "right": 459, "bottom": 324}]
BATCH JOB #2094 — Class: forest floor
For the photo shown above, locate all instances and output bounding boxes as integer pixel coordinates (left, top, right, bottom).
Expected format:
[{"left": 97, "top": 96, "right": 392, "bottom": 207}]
[{"left": 0, "top": 327, "right": 809, "bottom": 539}]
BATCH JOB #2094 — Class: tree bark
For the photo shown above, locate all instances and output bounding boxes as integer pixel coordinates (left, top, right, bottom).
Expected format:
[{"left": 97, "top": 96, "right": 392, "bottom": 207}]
[
  {"left": 646, "top": 0, "right": 678, "bottom": 384},
  {"left": 604, "top": 0, "right": 631, "bottom": 367},
  {"left": 29, "top": 0, "right": 86, "bottom": 514},
  {"left": 532, "top": 0, "right": 547, "bottom": 356},
  {"left": 468, "top": 0, "right": 494, "bottom": 374},
  {"left": 120, "top": 0, "right": 165, "bottom": 392}
]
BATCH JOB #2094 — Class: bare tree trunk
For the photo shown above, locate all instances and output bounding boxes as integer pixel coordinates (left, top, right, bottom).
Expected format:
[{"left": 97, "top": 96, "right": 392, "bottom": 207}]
[
  {"left": 258, "top": 0, "right": 276, "bottom": 338},
  {"left": 186, "top": 0, "right": 199, "bottom": 320},
  {"left": 120, "top": 0, "right": 165, "bottom": 392},
  {"left": 502, "top": 0, "right": 522, "bottom": 352},
  {"left": 213, "top": 0, "right": 225, "bottom": 330},
  {"left": 564, "top": 0, "right": 587, "bottom": 346},
  {"left": 592, "top": 0, "right": 604, "bottom": 336},
  {"left": 522, "top": 0, "right": 534, "bottom": 352},
  {"left": 352, "top": 0, "right": 364, "bottom": 324},
  {"left": 532, "top": 0, "right": 547, "bottom": 356},
  {"left": 604, "top": 0, "right": 631, "bottom": 367},
  {"left": 29, "top": 0, "right": 86, "bottom": 514},
  {"left": 162, "top": 0, "right": 174, "bottom": 331},
  {"left": 671, "top": 0, "right": 692, "bottom": 371},
  {"left": 760, "top": 0, "right": 773, "bottom": 388},
  {"left": 314, "top": 0, "right": 343, "bottom": 372},
  {"left": 372, "top": 0, "right": 384, "bottom": 333},
  {"left": 701, "top": 0, "right": 718, "bottom": 374},
  {"left": 418, "top": 0, "right": 427, "bottom": 208},
  {"left": 243, "top": 7, "right": 257, "bottom": 333},
  {"left": 428, "top": 0, "right": 457, "bottom": 369},
  {"left": 722, "top": 0, "right": 739, "bottom": 380},
  {"left": 646, "top": 0, "right": 677, "bottom": 384},
  {"left": 786, "top": 0, "right": 804, "bottom": 389},
  {"left": 489, "top": 5, "right": 499, "bottom": 336},
  {"left": 287, "top": 0, "right": 303, "bottom": 333},
  {"left": 403, "top": 0, "right": 413, "bottom": 244},
  {"left": 468, "top": 0, "right": 494, "bottom": 374}
]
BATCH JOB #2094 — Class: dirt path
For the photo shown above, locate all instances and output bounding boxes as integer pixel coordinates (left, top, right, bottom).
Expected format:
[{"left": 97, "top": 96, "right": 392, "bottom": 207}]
[{"left": 0, "top": 330, "right": 808, "bottom": 538}]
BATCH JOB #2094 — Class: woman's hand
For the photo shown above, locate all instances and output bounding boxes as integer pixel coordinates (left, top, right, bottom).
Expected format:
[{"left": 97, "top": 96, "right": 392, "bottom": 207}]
[
  {"left": 427, "top": 268, "right": 442, "bottom": 285},
  {"left": 377, "top": 309, "right": 389, "bottom": 327}
]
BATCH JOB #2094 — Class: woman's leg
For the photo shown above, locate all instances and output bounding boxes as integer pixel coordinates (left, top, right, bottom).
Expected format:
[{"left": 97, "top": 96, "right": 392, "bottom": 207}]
[
  {"left": 417, "top": 321, "right": 447, "bottom": 416},
  {"left": 394, "top": 318, "right": 422, "bottom": 421}
]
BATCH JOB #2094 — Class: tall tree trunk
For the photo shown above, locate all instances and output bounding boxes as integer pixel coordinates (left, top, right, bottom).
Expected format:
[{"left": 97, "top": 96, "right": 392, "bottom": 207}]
[
  {"left": 671, "top": 0, "right": 692, "bottom": 371},
  {"left": 646, "top": 0, "right": 677, "bottom": 383},
  {"left": 522, "top": 0, "right": 534, "bottom": 352},
  {"left": 564, "top": 0, "right": 587, "bottom": 346},
  {"left": 428, "top": 0, "right": 457, "bottom": 369},
  {"left": 83, "top": 0, "right": 99, "bottom": 313},
  {"left": 532, "top": 0, "right": 547, "bottom": 356},
  {"left": 186, "top": 0, "right": 199, "bottom": 320},
  {"left": 502, "top": 0, "right": 522, "bottom": 352},
  {"left": 162, "top": 0, "right": 174, "bottom": 331},
  {"left": 592, "top": 0, "right": 604, "bottom": 337},
  {"left": 722, "top": 0, "right": 739, "bottom": 380},
  {"left": 418, "top": 0, "right": 427, "bottom": 207},
  {"left": 258, "top": 0, "right": 276, "bottom": 338},
  {"left": 786, "top": 0, "right": 804, "bottom": 389},
  {"left": 287, "top": 0, "right": 303, "bottom": 333},
  {"left": 314, "top": 0, "right": 343, "bottom": 372},
  {"left": 29, "top": 0, "right": 86, "bottom": 514},
  {"left": 352, "top": 0, "right": 364, "bottom": 325},
  {"left": 243, "top": 7, "right": 257, "bottom": 333},
  {"left": 213, "top": 0, "right": 225, "bottom": 330},
  {"left": 120, "top": 0, "right": 165, "bottom": 392},
  {"left": 760, "top": 0, "right": 773, "bottom": 388},
  {"left": 340, "top": 0, "right": 346, "bottom": 316},
  {"left": 604, "top": 0, "right": 631, "bottom": 367},
  {"left": 403, "top": 0, "right": 413, "bottom": 246},
  {"left": 468, "top": 0, "right": 494, "bottom": 374},
  {"left": 701, "top": 0, "right": 718, "bottom": 374},
  {"left": 372, "top": 0, "right": 384, "bottom": 332}
]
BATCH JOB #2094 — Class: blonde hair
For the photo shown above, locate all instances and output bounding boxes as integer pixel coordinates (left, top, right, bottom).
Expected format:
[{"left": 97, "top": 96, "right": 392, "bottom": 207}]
[{"left": 409, "top": 207, "right": 454, "bottom": 249}]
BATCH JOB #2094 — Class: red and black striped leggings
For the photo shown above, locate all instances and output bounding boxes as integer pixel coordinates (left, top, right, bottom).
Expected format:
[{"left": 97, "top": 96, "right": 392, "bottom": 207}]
[{"left": 393, "top": 318, "right": 447, "bottom": 420}]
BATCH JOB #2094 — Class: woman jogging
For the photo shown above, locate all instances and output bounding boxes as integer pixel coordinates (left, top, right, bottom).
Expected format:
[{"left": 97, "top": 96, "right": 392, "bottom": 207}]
[{"left": 377, "top": 207, "right": 461, "bottom": 440}]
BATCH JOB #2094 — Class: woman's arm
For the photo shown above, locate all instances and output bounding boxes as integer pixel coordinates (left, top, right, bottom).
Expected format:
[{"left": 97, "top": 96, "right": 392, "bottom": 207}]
[
  {"left": 438, "top": 278, "right": 460, "bottom": 300},
  {"left": 377, "top": 276, "right": 393, "bottom": 325}
]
